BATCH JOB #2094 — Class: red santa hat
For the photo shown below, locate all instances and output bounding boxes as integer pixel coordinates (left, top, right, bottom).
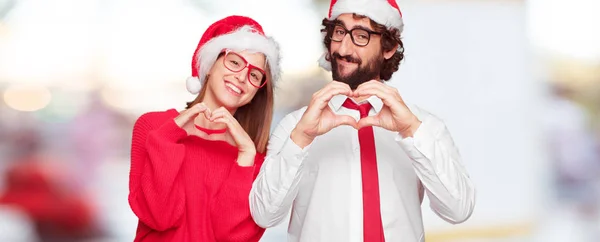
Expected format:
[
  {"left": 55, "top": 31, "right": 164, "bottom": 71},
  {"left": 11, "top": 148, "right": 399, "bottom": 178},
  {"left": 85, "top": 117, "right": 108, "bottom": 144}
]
[
  {"left": 186, "top": 15, "right": 281, "bottom": 94},
  {"left": 318, "top": 0, "right": 404, "bottom": 71}
]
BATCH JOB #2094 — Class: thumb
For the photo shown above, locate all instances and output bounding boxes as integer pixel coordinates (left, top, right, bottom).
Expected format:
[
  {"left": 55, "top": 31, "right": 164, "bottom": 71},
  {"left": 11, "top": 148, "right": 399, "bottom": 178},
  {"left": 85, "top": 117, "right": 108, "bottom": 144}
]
[
  {"left": 357, "top": 116, "right": 380, "bottom": 129},
  {"left": 334, "top": 115, "right": 358, "bottom": 129},
  {"left": 185, "top": 103, "right": 208, "bottom": 118},
  {"left": 203, "top": 107, "right": 212, "bottom": 120}
]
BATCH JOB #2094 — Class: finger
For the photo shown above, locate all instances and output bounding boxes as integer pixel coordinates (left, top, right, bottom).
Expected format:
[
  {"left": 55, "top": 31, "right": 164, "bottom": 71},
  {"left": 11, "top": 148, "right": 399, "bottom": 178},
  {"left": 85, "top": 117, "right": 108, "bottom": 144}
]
[
  {"left": 211, "top": 117, "right": 231, "bottom": 126},
  {"left": 329, "top": 80, "right": 353, "bottom": 92},
  {"left": 189, "top": 103, "right": 212, "bottom": 120},
  {"left": 209, "top": 112, "right": 230, "bottom": 126},
  {"left": 355, "top": 80, "right": 399, "bottom": 99},
  {"left": 210, "top": 110, "right": 243, "bottom": 133},
  {"left": 176, "top": 103, "right": 209, "bottom": 126},
  {"left": 214, "top": 106, "right": 229, "bottom": 112},
  {"left": 318, "top": 86, "right": 352, "bottom": 101},
  {"left": 353, "top": 86, "right": 401, "bottom": 108},
  {"left": 354, "top": 86, "right": 392, "bottom": 99},
  {"left": 334, "top": 115, "right": 359, "bottom": 129},
  {"left": 203, "top": 107, "right": 212, "bottom": 120},
  {"left": 189, "top": 103, "right": 210, "bottom": 116},
  {"left": 355, "top": 79, "right": 384, "bottom": 90},
  {"left": 211, "top": 116, "right": 247, "bottom": 145},
  {"left": 208, "top": 107, "right": 230, "bottom": 121},
  {"left": 311, "top": 86, "right": 352, "bottom": 110},
  {"left": 319, "top": 80, "right": 352, "bottom": 93},
  {"left": 353, "top": 80, "right": 375, "bottom": 94},
  {"left": 355, "top": 81, "right": 390, "bottom": 94},
  {"left": 312, "top": 81, "right": 352, "bottom": 101},
  {"left": 329, "top": 80, "right": 352, "bottom": 90},
  {"left": 357, "top": 116, "right": 380, "bottom": 129}
]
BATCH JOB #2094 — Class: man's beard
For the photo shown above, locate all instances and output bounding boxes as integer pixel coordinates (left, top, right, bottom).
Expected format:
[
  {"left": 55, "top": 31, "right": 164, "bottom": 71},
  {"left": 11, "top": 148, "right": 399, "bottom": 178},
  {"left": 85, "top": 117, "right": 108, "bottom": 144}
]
[{"left": 331, "top": 52, "right": 383, "bottom": 90}]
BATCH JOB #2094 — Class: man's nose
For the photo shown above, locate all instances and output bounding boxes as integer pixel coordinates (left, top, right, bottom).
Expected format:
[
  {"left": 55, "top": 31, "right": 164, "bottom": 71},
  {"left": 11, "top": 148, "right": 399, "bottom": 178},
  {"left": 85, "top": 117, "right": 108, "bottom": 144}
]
[{"left": 337, "top": 33, "right": 354, "bottom": 57}]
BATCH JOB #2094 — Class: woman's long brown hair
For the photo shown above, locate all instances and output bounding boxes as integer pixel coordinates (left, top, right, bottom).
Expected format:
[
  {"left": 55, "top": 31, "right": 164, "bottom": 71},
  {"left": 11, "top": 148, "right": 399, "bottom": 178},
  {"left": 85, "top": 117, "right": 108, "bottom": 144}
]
[{"left": 186, "top": 55, "right": 274, "bottom": 154}]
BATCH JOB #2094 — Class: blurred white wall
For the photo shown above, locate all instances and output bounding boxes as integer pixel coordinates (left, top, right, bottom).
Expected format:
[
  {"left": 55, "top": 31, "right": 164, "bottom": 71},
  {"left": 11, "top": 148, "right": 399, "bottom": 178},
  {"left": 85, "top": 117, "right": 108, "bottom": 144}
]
[{"left": 393, "top": 1, "right": 544, "bottom": 232}]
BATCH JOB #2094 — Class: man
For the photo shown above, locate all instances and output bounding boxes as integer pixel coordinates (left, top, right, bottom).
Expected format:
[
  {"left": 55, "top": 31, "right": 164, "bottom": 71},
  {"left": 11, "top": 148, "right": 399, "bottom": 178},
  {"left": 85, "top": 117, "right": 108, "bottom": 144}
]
[{"left": 250, "top": 0, "right": 476, "bottom": 241}]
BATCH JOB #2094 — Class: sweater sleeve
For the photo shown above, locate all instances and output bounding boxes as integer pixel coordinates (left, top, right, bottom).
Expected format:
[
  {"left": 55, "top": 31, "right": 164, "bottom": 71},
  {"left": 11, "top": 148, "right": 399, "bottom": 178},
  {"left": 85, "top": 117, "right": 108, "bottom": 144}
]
[
  {"left": 128, "top": 113, "right": 189, "bottom": 231},
  {"left": 211, "top": 153, "right": 266, "bottom": 242}
]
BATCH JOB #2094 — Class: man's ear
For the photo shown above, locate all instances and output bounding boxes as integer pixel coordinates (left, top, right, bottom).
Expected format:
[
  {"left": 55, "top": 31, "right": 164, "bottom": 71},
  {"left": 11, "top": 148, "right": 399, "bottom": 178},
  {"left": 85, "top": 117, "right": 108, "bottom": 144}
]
[{"left": 383, "top": 43, "right": 398, "bottom": 60}]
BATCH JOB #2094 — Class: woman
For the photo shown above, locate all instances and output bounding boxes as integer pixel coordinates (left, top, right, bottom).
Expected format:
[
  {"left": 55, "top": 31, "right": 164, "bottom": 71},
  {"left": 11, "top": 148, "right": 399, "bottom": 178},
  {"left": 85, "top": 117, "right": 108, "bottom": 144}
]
[{"left": 128, "top": 15, "right": 281, "bottom": 242}]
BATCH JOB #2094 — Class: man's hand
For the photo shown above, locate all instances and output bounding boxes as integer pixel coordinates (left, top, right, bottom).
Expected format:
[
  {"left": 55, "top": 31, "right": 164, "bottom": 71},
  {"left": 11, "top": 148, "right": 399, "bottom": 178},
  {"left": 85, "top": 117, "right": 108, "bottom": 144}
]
[
  {"left": 353, "top": 80, "right": 421, "bottom": 137},
  {"left": 291, "top": 81, "right": 358, "bottom": 148}
]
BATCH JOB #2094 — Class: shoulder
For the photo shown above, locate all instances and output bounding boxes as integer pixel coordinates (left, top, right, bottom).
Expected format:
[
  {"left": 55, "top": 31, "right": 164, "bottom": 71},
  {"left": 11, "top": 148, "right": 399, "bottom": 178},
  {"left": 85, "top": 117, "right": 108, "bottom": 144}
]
[{"left": 133, "top": 109, "right": 180, "bottom": 131}]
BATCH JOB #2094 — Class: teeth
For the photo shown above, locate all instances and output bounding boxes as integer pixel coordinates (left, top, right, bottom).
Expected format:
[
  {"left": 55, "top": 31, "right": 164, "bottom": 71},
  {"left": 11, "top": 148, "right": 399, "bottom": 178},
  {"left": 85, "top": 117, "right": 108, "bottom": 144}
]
[{"left": 226, "top": 83, "right": 242, "bottom": 94}]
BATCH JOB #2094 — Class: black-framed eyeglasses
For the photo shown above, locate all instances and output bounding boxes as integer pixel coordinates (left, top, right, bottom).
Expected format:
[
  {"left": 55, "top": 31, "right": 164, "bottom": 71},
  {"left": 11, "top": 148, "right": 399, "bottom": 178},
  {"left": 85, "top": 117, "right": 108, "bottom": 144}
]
[{"left": 330, "top": 24, "right": 381, "bottom": 47}]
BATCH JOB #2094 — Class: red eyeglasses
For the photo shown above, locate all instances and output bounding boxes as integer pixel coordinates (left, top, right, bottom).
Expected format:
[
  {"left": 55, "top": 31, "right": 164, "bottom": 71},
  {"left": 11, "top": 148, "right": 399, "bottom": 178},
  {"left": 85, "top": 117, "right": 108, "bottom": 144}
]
[{"left": 221, "top": 49, "right": 268, "bottom": 88}]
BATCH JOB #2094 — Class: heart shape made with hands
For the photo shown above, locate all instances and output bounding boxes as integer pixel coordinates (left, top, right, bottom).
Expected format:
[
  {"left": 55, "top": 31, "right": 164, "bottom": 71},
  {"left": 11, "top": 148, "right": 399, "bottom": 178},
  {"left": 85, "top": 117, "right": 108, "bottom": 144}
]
[
  {"left": 190, "top": 106, "right": 255, "bottom": 149},
  {"left": 329, "top": 94, "right": 381, "bottom": 130},
  {"left": 188, "top": 110, "right": 239, "bottom": 147},
  {"left": 192, "top": 110, "right": 227, "bottom": 135}
]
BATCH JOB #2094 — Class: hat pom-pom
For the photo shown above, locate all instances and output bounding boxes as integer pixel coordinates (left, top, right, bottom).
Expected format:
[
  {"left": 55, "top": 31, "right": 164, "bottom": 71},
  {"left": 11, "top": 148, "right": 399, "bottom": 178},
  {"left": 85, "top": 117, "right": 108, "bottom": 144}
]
[{"left": 186, "top": 76, "right": 202, "bottom": 94}]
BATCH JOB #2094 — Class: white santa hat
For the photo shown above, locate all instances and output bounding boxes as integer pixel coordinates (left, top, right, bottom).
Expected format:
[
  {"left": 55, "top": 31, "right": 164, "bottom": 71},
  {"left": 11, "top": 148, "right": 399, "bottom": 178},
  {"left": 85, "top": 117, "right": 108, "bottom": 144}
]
[
  {"left": 186, "top": 15, "right": 281, "bottom": 94},
  {"left": 318, "top": 0, "right": 404, "bottom": 71}
]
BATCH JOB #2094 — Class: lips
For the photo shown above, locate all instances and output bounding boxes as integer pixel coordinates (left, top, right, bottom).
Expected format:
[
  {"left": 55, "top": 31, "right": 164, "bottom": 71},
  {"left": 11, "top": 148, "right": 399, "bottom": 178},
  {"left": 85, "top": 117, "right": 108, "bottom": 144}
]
[
  {"left": 332, "top": 52, "right": 361, "bottom": 65},
  {"left": 337, "top": 58, "right": 356, "bottom": 66},
  {"left": 225, "top": 81, "right": 243, "bottom": 96}
]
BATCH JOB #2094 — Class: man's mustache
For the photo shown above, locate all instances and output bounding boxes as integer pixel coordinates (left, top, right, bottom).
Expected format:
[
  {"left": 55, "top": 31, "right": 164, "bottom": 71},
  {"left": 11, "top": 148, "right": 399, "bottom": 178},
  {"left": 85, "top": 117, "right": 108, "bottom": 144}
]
[{"left": 332, "top": 52, "right": 361, "bottom": 65}]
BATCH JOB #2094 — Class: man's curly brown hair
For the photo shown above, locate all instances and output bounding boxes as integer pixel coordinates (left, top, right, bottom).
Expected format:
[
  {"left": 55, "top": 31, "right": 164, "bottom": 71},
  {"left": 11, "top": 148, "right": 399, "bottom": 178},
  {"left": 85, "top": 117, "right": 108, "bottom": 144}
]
[{"left": 321, "top": 14, "right": 405, "bottom": 81}]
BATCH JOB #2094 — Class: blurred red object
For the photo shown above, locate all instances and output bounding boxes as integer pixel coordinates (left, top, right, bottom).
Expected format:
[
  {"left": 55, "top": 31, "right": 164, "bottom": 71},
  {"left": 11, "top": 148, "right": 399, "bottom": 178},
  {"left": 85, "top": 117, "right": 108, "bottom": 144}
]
[{"left": 0, "top": 159, "right": 98, "bottom": 240}]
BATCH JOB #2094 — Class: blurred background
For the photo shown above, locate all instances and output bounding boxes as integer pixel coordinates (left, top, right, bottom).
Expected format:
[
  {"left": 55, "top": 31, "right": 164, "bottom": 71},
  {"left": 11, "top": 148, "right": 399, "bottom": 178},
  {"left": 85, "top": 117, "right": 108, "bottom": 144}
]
[{"left": 0, "top": 0, "right": 599, "bottom": 241}]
